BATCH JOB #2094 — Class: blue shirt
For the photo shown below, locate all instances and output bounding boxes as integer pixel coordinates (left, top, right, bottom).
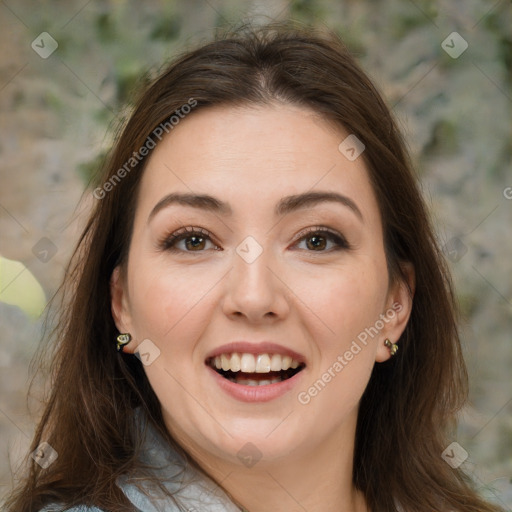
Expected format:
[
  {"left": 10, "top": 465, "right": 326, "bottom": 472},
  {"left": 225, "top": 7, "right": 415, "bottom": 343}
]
[{"left": 39, "top": 409, "right": 242, "bottom": 512}]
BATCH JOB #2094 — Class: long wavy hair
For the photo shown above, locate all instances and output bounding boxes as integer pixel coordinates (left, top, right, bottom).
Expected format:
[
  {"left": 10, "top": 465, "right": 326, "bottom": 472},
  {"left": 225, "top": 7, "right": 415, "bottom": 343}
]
[{"left": 4, "top": 21, "right": 504, "bottom": 512}]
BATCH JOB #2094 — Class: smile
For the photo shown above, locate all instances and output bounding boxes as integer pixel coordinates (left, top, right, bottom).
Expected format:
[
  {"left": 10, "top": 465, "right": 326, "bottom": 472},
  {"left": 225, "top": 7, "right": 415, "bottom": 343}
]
[{"left": 206, "top": 353, "right": 306, "bottom": 386}]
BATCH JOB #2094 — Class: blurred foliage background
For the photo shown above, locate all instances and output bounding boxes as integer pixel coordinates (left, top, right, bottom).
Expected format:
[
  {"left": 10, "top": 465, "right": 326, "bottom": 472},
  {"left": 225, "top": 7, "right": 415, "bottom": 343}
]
[{"left": 1, "top": 0, "right": 511, "bottom": 508}]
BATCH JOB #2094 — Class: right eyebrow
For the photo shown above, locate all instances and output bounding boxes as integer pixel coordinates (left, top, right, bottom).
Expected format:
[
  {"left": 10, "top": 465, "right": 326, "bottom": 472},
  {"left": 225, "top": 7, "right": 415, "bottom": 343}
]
[{"left": 148, "top": 192, "right": 233, "bottom": 224}]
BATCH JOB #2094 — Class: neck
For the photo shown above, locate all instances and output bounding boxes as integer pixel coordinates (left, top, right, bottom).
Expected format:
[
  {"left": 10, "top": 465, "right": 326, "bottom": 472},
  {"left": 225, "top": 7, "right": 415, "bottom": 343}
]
[
  {"left": 221, "top": 453, "right": 367, "bottom": 512},
  {"left": 186, "top": 413, "right": 369, "bottom": 512}
]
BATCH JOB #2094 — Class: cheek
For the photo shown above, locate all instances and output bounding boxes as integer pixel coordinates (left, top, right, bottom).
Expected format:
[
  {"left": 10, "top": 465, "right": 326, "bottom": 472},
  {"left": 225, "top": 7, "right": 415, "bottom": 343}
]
[
  {"left": 296, "top": 260, "right": 387, "bottom": 347},
  {"left": 295, "top": 266, "right": 385, "bottom": 423},
  {"left": 128, "top": 261, "right": 218, "bottom": 348}
]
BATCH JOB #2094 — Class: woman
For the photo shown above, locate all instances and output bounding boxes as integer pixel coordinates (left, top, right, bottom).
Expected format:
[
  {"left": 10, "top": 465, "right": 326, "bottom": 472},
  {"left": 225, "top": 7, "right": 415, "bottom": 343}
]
[{"left": 5, "top": 21, "right": 505, "bottom": 512}]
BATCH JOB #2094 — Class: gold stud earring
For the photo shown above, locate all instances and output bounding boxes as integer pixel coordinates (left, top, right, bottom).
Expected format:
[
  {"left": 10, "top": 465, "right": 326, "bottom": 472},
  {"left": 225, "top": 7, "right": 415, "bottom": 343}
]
[
  {"left": 384, "top": 338, "right": 398, "bottom": 356},
  {"left": 116, "top": 333, "right": 132, "bottom": 352}
]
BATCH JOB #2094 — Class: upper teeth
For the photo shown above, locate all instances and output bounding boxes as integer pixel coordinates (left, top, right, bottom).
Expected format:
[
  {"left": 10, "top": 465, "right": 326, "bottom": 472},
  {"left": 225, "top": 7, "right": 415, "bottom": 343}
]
[{"left": 211, "top": 353, "right": 301, "bottom": 373}]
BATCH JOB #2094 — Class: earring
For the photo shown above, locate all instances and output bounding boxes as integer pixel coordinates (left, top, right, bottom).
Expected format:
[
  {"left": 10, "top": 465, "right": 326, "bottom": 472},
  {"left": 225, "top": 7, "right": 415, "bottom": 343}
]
[
  {"left": 116, "top": 333, "right": 132, "bottom": 352},
  {"left": 384, "top": 338, "right": 398, "bottom": 356}
]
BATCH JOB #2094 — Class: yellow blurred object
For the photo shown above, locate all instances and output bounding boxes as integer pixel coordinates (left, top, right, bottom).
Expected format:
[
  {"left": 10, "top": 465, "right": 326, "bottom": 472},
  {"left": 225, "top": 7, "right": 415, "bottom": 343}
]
[{"left": 0, "top": 255, "right": 46, "bottom": 320}]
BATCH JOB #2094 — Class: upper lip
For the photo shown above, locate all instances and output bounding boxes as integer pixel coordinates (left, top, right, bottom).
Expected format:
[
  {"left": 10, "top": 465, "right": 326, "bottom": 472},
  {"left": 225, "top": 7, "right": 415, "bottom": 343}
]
[{"left": 205, "top": 341, "right": 306, "bottom": 365}]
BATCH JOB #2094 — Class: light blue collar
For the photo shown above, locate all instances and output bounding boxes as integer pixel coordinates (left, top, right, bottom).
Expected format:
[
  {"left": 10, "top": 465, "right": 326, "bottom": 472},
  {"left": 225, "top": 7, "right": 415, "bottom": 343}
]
[{"left": 116, "top": 408, "right": 243, "bottom": 512}]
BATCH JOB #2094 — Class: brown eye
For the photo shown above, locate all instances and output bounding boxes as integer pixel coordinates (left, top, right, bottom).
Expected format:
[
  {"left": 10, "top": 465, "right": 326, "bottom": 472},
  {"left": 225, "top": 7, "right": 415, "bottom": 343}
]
[
  {"left": 294, "top": 228, "right": 350, "bottom": 252},
  {"left": 183, "top": 235, "right": 207, "bottom": 251},
  {"left": 159, "top": 227, "right": 220, "bottom": 253},
  {"left": 305, "top": 234, "right": 327, "bottom": 251}
]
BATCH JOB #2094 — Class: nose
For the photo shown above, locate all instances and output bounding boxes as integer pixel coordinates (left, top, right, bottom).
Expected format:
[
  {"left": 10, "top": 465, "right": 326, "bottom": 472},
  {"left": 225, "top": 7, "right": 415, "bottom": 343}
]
[{"left": 222, "top": 240, "right": 290, "bottom": 323}]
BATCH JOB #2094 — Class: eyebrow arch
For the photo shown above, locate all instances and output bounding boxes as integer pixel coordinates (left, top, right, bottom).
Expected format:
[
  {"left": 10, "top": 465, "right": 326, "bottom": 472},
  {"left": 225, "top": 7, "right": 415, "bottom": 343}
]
[
  {"left": 276, "top": 191, "right": 363, "bottom": 222},
  {"left": 148, "top": 190, "right": 363, "bottom": 223}
]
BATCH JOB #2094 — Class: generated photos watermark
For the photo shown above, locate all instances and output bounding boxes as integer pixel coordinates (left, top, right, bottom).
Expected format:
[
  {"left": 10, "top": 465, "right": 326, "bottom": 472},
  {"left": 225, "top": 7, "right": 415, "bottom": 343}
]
[
  {"left": 297, "top": 302, "right": 403, "bottom": 405},
  {"left": 93, "top": 98, "right": 197, "bottom": 200}
]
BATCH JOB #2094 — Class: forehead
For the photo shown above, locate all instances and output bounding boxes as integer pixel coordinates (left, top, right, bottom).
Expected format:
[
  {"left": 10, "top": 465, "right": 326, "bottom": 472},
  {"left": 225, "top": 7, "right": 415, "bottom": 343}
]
[{"left": 136, "top": 103, "right": 381, "bottom": 228}]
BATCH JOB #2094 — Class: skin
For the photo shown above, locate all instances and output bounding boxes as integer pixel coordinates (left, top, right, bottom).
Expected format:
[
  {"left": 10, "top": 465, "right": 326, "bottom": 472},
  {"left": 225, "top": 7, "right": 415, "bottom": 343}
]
[{"left": 111, "top": 103, "right": 414, "bottom": 512}]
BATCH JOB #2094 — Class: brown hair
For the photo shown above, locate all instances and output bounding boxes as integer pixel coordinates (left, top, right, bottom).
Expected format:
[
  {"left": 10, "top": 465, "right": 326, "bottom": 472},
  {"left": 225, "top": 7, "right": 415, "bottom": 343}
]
[{"left": 5, "top": 21, "right": 504, "bottom": 512}]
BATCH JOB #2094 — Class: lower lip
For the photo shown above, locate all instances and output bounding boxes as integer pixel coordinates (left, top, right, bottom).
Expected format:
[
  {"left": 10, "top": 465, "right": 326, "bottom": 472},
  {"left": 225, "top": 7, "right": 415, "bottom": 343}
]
[{"left": 206, "top": 365, "right": 305, "bottom": 403}]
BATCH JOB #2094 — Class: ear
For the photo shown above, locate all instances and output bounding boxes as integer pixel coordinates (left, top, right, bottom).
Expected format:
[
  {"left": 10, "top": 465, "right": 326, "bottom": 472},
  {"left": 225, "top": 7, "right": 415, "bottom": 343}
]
[
  {"left": 375, "top": 262, "right": 415, "bottom": 363},
  {"left": 110, "top": 266, "right": 137, "bottom": 354}
]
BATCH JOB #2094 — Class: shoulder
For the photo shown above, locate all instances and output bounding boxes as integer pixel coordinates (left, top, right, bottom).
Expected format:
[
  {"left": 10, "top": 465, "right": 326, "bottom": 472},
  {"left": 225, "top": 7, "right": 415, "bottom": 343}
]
[
  {"left": 64, "top": 508, "right": 105, "bottom": 512},
  {"left": 38, "top": 505, "right": 106, "bottom": 512}
]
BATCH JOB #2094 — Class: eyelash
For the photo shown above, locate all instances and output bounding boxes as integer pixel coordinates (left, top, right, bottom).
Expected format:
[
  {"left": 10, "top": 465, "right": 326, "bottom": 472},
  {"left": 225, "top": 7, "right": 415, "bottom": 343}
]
[{"left": 158, "top": 225, "right": 351, "bottom": 254}]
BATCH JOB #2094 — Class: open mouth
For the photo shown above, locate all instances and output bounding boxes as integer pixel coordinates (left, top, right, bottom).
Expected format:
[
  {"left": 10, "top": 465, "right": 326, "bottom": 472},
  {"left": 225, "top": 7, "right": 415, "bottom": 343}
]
[{"left": 206, "top": 353, "right": 306, "bottom": 386}]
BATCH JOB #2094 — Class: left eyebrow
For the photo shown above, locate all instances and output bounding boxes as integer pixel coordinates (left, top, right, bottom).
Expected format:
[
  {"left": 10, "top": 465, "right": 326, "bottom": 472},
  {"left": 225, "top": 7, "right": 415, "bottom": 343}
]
[
  {"left": 275, "top": 191, "right": 364, "bottom": 222},
  {"left": 147, "top": 190, "right": 364, "bottom": 223}
]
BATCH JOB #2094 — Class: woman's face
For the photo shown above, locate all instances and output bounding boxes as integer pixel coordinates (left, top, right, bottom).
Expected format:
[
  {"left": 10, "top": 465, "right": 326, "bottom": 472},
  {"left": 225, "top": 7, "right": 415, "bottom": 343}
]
[{"left": 111, "top": 103, "right": 413, "bottom": 469}]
